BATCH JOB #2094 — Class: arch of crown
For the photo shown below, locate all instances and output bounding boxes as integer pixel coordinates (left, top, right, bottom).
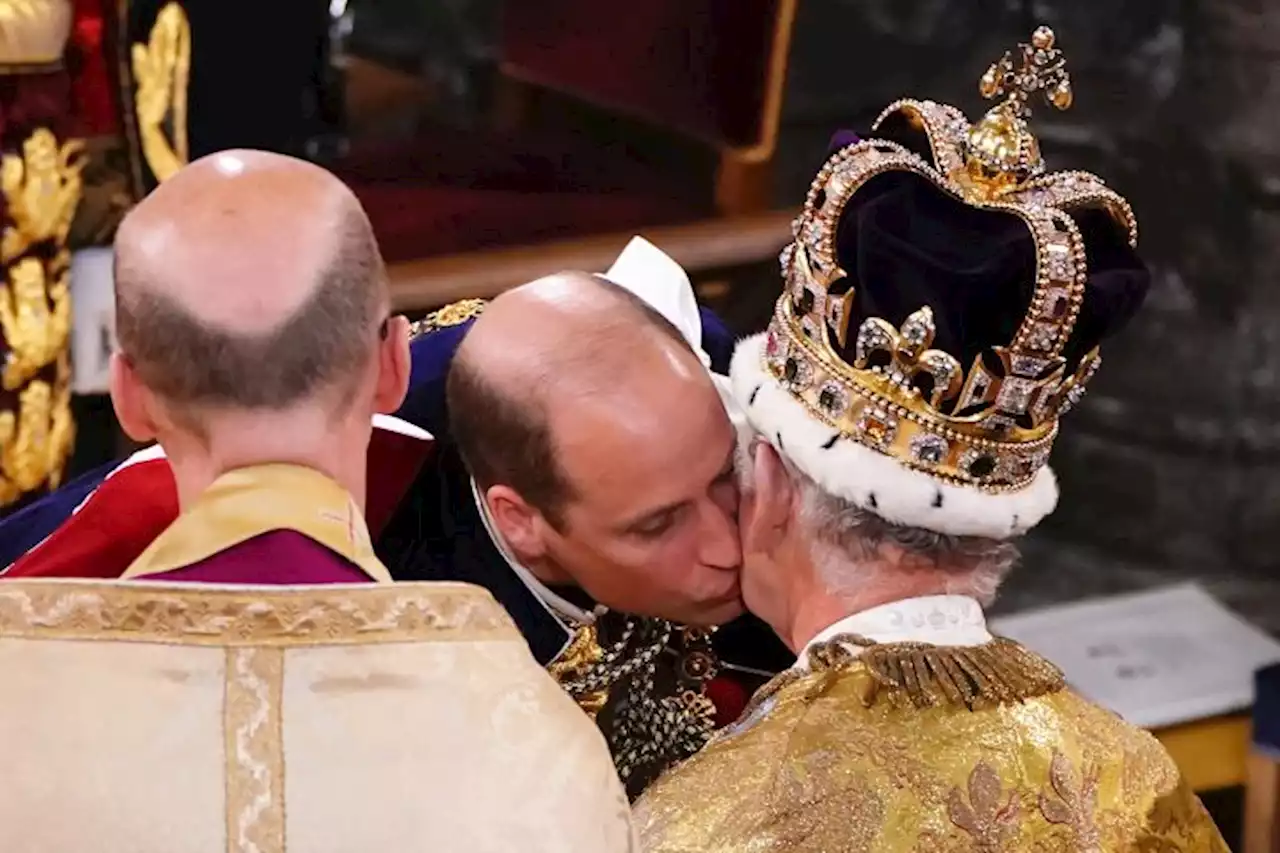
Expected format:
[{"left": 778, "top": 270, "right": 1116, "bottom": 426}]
[{"left": 764, "top": 27, "right": 1139, "bottom": 493}]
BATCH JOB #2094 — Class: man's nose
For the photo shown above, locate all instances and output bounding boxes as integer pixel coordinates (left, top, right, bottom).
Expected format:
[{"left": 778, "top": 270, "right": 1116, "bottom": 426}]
[{"left": 697, "top": 496, "right": 742, "bottom": 570}]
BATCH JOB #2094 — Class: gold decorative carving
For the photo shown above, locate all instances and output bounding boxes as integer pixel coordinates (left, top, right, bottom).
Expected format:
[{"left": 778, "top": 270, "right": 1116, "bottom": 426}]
[
  {"left": 0, "top": 127, "right": 84, "bottom": 262},
  {"left": 0, "top": 378, "right": 54, "bottom": 503},
  {"left": 0, "top": 125, "right": 82, "bottom": 507},
  {"left": 0, "top": 254, "right": 69, "bottom": 389},
  {"left": 131, "top": 1, "right": 189, "bottom": 183}
]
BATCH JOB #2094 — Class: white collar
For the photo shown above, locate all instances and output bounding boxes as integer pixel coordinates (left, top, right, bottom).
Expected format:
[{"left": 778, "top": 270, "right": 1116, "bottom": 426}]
[
  {"left": 469, "top": 477, "right": 602, "bottom": 627},
  {"left": 796, "top": 595, "right": 991, "bottom": 671}
]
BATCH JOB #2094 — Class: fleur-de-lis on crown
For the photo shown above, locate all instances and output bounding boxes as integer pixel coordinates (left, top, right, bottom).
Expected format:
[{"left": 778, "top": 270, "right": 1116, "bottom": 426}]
[{"left": 853, "top": 307, "right": 964, "bottom": 408}]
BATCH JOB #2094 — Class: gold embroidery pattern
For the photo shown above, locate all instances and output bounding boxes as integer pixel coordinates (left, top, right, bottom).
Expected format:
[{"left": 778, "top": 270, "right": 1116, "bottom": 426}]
[
  {"left": 1039, "top": 751, "right": 1101, "bottom": 851},
  {"left": 131, "top": 1, "right": 190, "bottom": 184},
  {"left": 1138, "top": 782, "right": 1232, "bottom": 853},
  {"left": 948, "top": 762, "right": 1021, "bottom": 851},
  {"left": 0, "top": 125, "right": 83, "bottom": 507},
  {"left": 224, "top": 647, "right": 285, "bottom": 853},
  {"left": 0, "top": 581, "right": 519, "bottom": 646},
  {"left": 635, "top": 639, "right": 1231, "bottom": 852},
  {"left": 409, "top": 298, "right": 487, "bottom": 338}
]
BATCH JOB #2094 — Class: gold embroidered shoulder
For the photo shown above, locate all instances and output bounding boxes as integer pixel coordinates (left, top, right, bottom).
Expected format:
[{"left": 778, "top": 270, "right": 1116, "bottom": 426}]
[{"left": 634, "top": 638, "right": 1227, "bottom": 853}]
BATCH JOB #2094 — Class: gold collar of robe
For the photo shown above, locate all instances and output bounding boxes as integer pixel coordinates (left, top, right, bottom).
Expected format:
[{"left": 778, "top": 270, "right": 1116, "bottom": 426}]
[{"left": 121, "top": 463, "right": 393, "bottom": 582}]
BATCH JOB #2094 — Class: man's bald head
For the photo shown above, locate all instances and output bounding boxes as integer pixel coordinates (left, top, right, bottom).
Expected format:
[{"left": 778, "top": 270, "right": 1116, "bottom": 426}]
[
  {"left": 447, "top": 271, "right": 709, "bottom": 525},
  {"left": 114, "top": 150, "right": 387, "bottom": 412}
]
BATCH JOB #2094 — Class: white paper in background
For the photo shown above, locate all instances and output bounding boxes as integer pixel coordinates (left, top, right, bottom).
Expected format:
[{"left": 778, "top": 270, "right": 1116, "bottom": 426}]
[
  {"left": 70, "top": 247, "right": 115, "bottom": 395},
  {"left": 990, "top": 582, "right": 1280, "bottom": 729}
]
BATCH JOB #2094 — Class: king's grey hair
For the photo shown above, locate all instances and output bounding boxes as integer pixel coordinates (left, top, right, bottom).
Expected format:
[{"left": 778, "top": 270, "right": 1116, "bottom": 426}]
[{"left": 738, "top": 434, "right": 1019, "bottom": 605}]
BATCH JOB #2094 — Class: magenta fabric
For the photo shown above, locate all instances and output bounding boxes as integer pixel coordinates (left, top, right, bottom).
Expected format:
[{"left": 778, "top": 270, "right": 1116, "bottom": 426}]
[{"left": 135, "top": 530, "right": 375, "bottom": 585}]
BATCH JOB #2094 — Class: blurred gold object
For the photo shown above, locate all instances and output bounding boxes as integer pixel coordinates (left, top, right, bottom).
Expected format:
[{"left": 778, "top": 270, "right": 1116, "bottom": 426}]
[
  {"left": 0, "top": 254, "right": 70, "bottom": 389},
  {"left": 0, "top": 378, "right": 58, "bottom": 503},
  {"left": 1, "top": 127, "right": 84, "bottom": 262},
  {"left": 131, "top": 2, "right": 189, "bottom": 183},
  {"left": 0, "top": 0, "right": 71, "bottom": 67},
  {"left": 0, "top": 125, "right": 83, "bottom": 508},
  {"left": 548, "top": 622, "right": 609, "bottom": 719}
]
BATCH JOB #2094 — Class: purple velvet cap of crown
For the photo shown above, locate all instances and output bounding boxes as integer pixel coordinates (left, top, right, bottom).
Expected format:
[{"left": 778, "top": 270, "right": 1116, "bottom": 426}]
[{"left": 828, "top": 130, "right": 861, "bottom": 153}]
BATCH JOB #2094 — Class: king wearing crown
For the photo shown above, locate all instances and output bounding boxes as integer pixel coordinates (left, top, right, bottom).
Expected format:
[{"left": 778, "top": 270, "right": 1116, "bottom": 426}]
[{"left": 634, "top": 29, "right": 1228, "bottom": 852}]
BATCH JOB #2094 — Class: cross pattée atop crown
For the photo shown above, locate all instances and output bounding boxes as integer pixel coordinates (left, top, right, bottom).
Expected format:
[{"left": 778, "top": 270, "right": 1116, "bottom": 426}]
[{"left": 764, "top": 27, "right": 1139, "bottom": 493}]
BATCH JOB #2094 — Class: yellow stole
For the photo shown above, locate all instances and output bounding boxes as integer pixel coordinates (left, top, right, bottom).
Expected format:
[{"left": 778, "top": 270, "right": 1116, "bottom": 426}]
[{"left": 121, "top": 463, "right": 393, "bottom": 582}]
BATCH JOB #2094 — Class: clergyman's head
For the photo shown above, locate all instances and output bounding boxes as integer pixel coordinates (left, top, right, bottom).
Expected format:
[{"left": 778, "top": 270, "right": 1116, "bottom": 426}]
[
  {"left": 447, "top": 272, "right": 743, "bottom": 627},
  {"left": 109, "top": 149, "right": 411, "bottom": 466}
]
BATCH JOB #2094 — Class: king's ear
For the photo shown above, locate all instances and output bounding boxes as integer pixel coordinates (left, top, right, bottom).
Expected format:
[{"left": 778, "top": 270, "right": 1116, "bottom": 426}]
[{"left": 742, "top": 442, "right": 794, "bottom": 558}]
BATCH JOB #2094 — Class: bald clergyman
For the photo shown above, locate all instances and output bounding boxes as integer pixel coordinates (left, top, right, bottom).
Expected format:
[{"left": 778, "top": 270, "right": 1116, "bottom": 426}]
[{"left": 108, "top": 148, "right": 413, "bottom": 583}]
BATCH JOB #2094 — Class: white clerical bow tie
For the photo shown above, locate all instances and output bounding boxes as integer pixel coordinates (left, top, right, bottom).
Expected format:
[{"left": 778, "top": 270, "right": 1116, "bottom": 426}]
[{"left": 598, "top": 236, "right": 745, "bottom": 430}]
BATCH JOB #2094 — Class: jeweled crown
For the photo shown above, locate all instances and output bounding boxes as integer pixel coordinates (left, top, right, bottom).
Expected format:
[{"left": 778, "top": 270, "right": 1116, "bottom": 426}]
[{"left": 765, "top": 27, "right": 1139, "bottom": 493}]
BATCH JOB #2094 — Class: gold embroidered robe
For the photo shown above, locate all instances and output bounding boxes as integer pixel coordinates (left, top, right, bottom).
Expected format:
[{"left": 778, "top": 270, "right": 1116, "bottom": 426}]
[
  {"left": 634, "top": 638, "right": 1228, "bottom": 852},
  {"left": 0, "top": 579, "right": 638, "bottom": 852}
]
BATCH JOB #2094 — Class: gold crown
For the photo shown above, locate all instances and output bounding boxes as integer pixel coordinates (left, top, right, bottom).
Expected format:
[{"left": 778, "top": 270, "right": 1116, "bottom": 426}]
[
  {"left": 0, "top": 0, "right": 72, "bottom": 67},
  {"left": 765, "top": 27, "right": 1138, "bottom": 492}
]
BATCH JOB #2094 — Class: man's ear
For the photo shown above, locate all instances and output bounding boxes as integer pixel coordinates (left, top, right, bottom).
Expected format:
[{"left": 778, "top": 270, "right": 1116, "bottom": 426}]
[
  {"left": 108, "top": 353, "right": 158, "bottom": 442},
  {"left": 485, "top": 484, "right": 550, "bottom": 564},
  {"left": 741, "top": 442, "right": 794, "bottom": 559},
  {"left": 374, "top": 315, "right": 411, "bottom": 414}
]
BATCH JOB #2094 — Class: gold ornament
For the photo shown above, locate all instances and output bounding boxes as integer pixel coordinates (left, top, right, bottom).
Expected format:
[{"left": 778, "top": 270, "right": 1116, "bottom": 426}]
[
  {"left": 409, "top": 298, "right": 488, "bottom": 339},
  {"left": 131, "top": 1, "right": 190, "bottom": 184},
  {"left": 965, "top": 25, "right": 1074, "bottom": 197},
  {"left": 547, "top": 623, "right": 609, "bottom": 718},
  {"left": 0, "top": 379, "right": 54, "bottom": 503},
  {"left": 0, "top": 126, "right": 84, "bottom": 507},
  {"left": 0, "top": 128, "right": 84, "bottom": 263},
  {"left": 0, "top": 254, "right": 70, "bottom": 390}
]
